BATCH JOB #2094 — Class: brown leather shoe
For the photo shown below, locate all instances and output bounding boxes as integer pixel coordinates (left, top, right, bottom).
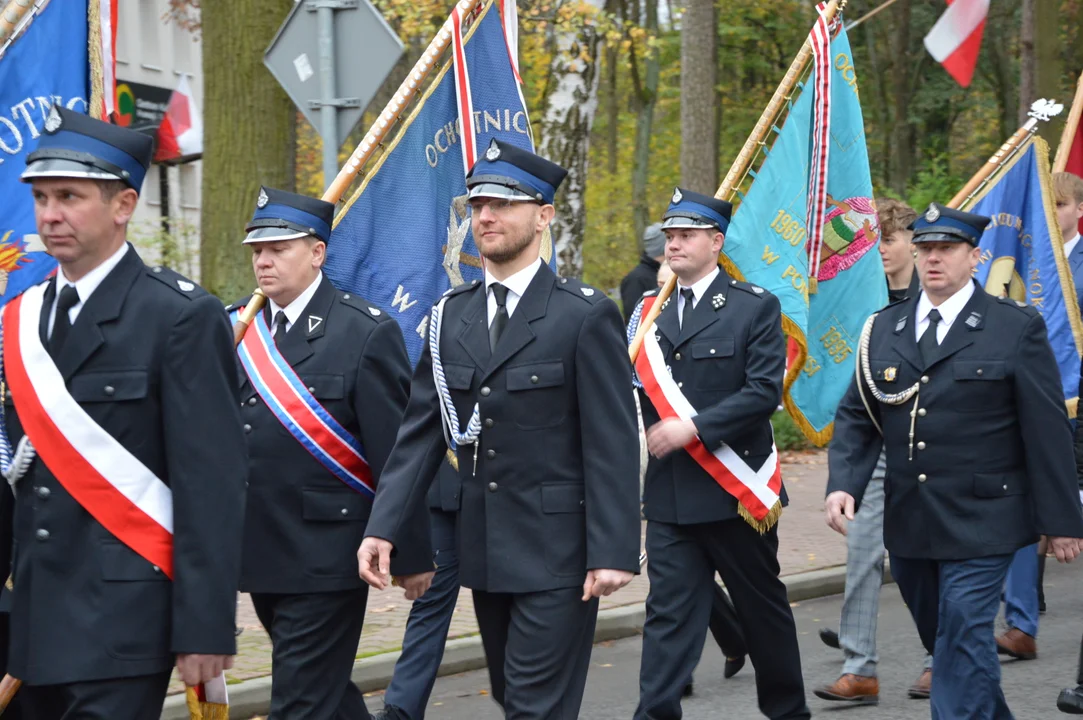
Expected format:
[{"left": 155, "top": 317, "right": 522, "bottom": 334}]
[
  {"left": 908, "top": 669, "right": 932, "bottom": 699},
  {"left": 996, "top": 627, "right": 1037, "bottom": 660},
  {"left": 813, "top": 674, "right": 879, "bottom": 705}
]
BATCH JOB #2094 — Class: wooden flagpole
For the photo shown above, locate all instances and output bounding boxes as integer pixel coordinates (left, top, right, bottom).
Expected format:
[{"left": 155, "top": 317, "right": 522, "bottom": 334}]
[
  {"left": 1053, "top": 69, "right": 1083, "bottom": 173},
  {"left": 0, "top": 0, "right": 34, "bottom": 45},
  {"left": 627, "top": 0, "right": 845, "bottom": 364},
  {"left": 232, "top": 0, "right": 483, "bottom": 345}
]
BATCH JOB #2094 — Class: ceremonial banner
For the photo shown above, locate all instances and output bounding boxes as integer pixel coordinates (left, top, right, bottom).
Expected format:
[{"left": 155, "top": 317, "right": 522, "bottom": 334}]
[
  {"left": 0, "top": 0, "right": 112, "bottom": 307},
  {"left": 969, "top": 138, "right": 1083, "bottom": 413},
  {"left": 325, "top": 1, "right": 547, "bottom": 365},
  {"left": 722, "top": 24, "right": 886, "bottom": 445}
]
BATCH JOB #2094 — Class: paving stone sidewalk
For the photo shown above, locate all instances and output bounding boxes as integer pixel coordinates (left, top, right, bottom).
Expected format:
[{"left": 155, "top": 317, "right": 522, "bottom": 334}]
[{"left": 168, "top": 450, "right": 841, "bottom": 695}]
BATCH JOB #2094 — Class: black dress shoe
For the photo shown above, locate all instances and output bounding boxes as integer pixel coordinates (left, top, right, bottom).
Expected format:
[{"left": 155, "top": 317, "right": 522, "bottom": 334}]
[
  {"left": 819, "top": 628, "right": 840, "bottom": 649},
  {"left": 373, "top": 707, "right": 409, "bottom": 720},
  {"left": 1059, "top": 685, "right": 1083, "bottom": 714},
  {"left": 724, "top": 655, "right": 745, "bottom": 679},
  {"left": 682, "top": 682, "right": 694, "bottom": 697}
]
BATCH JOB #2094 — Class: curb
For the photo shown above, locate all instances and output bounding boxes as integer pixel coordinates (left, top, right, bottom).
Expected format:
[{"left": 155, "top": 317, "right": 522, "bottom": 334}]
[{"left": 162, "top": 562, "right": 893, "bottom": 719}]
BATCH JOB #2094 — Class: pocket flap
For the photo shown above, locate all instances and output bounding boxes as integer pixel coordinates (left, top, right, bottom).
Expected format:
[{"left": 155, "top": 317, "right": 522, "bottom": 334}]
[
  {"left": 973, "top": 473, "right": 1026, "bottom": 498},
  {"left": 442, "top": 363, "right": 475, "bottom": 390},
  {"left": 302, "top": 488, "right": 370, "bottom": 522},
  {"left": 70, "top": 370, "right": 148, "bottom": 403},
  {"left": 691, "top": 339, "right": 735, "bottom": 359},
  {"left": 541, "top": 483, "right": 585, "bottom": 513},
  {"left": 953, "top": 361, "right": 1005, "bottom": 381},
  {"left": 100, "top": 541, "right": 169, "bottom": 581},
  {"left": 299, "top": 373, "right": 345, "bottom": 400},
  {"left": 507, "top": 362, "right": 565, "bottom": 391}
]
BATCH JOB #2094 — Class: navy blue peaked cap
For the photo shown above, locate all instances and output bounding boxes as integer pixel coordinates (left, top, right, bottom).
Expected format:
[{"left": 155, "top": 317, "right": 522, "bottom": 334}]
[
  {"left": 662, "top": 187, "right": 732, "bottom": 234},
  {"left": 909, "top": 202, "right": 990, "bottom": 246},
  {"left": 466, "top": 139, "right": 568, "bottom": 205},
  {"left": 21, "top": 106, "right": 154, "bottom": 192},
  {"left": 244, "top": 186, "right": 335, "bottom": 244}
]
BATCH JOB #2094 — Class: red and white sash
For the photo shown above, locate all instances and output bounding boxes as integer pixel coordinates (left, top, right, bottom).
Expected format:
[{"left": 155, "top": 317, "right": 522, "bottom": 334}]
[
  {"left": 635, "top": 297, "right": 783, "bottom": 531},
  {"left": 3, "top": 283, "right": 175, "bottom": 576}
]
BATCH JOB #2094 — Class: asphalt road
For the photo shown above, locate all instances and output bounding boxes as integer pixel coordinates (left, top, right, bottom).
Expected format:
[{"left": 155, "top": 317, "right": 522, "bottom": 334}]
[{"left": 366, "top": 561, "right": 1083, "bottom": 719}]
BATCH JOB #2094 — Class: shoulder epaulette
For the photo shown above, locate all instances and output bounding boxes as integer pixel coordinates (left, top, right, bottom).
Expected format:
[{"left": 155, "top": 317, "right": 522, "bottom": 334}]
[
  {"left": 996, "top": 296, "right": 1038, "bottom": 315},
  {"left": 145, "top": 266, "right": 208, "bottom": 300},
  {"left": 642, "top": 288, "right": 660, "bottom": 298},
  {"left": 338, "top": 291, "right": 389, "bottom": 322},
  {"left": 727, "top": 278, "right": 769, "bottom": 299},
  {"left": 439, "top": 279, "right": 481, "bottom": 302},
  {"left": 555, "top": 276, "right": 605, "bottom": 304},
  {"left": 224, "top": 295, "right": 253, "bottom": 313}
]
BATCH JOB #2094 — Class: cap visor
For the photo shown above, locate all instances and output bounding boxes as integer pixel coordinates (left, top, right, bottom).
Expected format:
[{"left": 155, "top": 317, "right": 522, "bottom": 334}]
[
  {"left": 467, "top": 183, "right": 536, "bottom": 201},
  {"left": 21, "top": 158, "right": 123, "bottom": 183},
  {"left": 661, "top": 216, "right": 717, "bottom": 231},
  {"left": 911, "top": 231, "right": 973, "bottom": 244},
  {"left": 243, "top": 227, "right": 310, "bottom": 244}
]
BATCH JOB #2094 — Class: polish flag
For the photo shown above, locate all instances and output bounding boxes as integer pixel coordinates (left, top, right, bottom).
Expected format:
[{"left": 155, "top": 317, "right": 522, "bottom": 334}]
[
  {"left": 923, "top": 0, "right": 989, "bottom": 88},
  {"left": 154, "top": 75, "right": 203, "bottom": 162}
]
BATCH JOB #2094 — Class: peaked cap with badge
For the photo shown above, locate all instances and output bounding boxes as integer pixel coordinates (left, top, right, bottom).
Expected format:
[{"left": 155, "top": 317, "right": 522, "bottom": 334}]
[
  {"left": 466, "top": 139, "right": 568, "bottom": 204},
  {"left": 908, "top": 202, "right": 990, "bottom": 246},
  {"left": 21, "top": 105, "right": 154, "bottom": 192},
  {"left": 662, "top": 186, "right": 733, "bottom": 233},
  {"left": 244, "top": 186, "right": 335, "bottom": 244}
]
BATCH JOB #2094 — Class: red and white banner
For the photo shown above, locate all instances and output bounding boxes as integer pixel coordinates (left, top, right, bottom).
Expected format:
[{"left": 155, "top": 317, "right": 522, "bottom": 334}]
[
  {"left": 451, "top": 3, "right": 479, "bottom": 176},
  {"left": 634, "top": 298, "right": 782, "bottom": 525},
  {"left": 155, "top": 75, "right": 203, "bottom": 162},
  {"left": 99, "top": 0, "right": 118, "bottom": 118},
  {"left": 923, "top": 0, "right": 988, "bottom": 88},
  {"left": 3, "top": 283, "right": 174, "bottom": 576},
  {"left": 807, "top": 2, "right": 834, "bottom": 281}
]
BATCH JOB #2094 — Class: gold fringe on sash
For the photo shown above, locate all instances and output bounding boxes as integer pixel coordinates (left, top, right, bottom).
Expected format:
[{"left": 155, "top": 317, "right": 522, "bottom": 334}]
[
  {"left": 738, "top": 499, "right": 783, "bottom": 534},
  {"left": 185, "top": 687, "right": 230, "bottom": 720}
]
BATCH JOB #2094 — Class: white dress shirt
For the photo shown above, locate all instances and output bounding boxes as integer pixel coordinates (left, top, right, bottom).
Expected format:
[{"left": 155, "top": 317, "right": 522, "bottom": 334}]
[
  {"left": 914, "top": 281, "right": 975, "bottom": 345},
  {"left": 47, "top": 242, "right": 130, "bottom": 338},
  {"left": 676, "top": 266, "right": 720, "bottom": 328},
  {"left": 1064, "top": 232, "right": 1080, "bottom": 259},
  {"left": 268, "top": 271, "right": 323, "bottom": 336},
  {"left": 485, "top": 257, "right": 542, "bottom": 327}
]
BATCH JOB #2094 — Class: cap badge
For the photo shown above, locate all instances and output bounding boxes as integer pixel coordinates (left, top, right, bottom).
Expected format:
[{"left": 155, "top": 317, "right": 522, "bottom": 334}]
[
  {"left": 257, "top": 188, "right": 269, "bottom": 209},
  {"left": 924, "top": 204, "right": 940, "bottom": 223},
  {"left": 884, "top": 366, "right": 898, "bottom": 382},
  {"left": 580, "top": 287, "right": 595, "bottom": 297},
  {"left": 44, "top": 106, "right": 62, "bottom": 134},
  {"left": 485, "top": 139, "right": 501, "bottom": 161},
  {"left": 176, "top": 280, "right": 194, "bottom": 292},
  {"left": 672, "top": 187, "right": 683, "bottom": 204}
]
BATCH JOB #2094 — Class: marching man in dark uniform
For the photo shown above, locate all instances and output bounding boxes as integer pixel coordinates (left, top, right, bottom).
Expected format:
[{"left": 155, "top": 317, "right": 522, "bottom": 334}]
[
  {"left": 826, "top": 202, "right": 1083, "bottom": 718},
  {"left": 0, "top": 106, "right": 247, "bottom": 718},
  {"left": 227, "top": 187, "right": 424, "bottom": 718},
  {"left": 358, "top": 139, "right": 642, "bottom": 719},
  {"left": 630, "top": 187, "right": 810, "bottom": 720}
]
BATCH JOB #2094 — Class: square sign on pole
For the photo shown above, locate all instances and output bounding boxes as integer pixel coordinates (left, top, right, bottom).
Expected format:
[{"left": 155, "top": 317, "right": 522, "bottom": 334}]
[{"left": 265, "top": 0, "right": 404, "bottom": 188}]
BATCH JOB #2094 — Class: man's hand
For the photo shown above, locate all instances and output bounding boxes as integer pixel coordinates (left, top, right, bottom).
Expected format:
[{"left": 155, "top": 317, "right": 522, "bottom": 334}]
[
  {"left": 1049, "top": 536, "right": 1082, "bottom": 563},
  {"left": 646, "top": 418, "right": 698, "bottom": 459},
  {"left": 824, "top": 491, "right": 856, "bottom": 536},
  {"left": 582, "top": 569, "right": 634, "bottom": 601},
  {"left": 175, "top": 654, "right": 233, "bottom": 687},
  {"left": 357, "top": 537, "right": 394, "bottom": 589},
  {"left": 394, "top": 571, "right": 436, "bottom": 601}
]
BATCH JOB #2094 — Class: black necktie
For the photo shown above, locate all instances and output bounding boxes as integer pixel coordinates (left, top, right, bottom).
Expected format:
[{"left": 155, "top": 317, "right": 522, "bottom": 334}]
[
  {"left": 680, "top": 288, "right": 695, "bottom": 330},
  {"left": 272, "top": 311, "right": 289, "bottom": 344},
  {"left": 919, "top": 308, "right": 942, "bottom": 366},
  {"left": 49, "top": 285, "right": 80, "bottom": 359},
  {"left": 490, "top": 283, "right": 510, "bottom": 350}
]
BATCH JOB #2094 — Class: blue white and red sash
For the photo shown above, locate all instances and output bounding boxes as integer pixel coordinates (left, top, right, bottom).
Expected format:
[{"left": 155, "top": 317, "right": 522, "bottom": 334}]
[{"left": 232, "top": 308, "right": 374, "bottom": 498}]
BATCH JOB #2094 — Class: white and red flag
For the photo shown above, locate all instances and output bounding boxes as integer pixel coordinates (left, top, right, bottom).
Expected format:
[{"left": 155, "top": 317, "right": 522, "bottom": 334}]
[
  {"left": 155, "top": 75, "right": 203, "bottom": 162},
  {"left": 923, "top": 0, "right": 988, "bottom": 88}
]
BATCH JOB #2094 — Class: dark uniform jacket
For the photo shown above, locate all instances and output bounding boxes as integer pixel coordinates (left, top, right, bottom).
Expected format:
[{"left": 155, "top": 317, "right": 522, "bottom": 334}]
[
  {"left": 3, "top": 247, "right": 247, "bottom": 686},
  {"left": 828, "top": 282, "right": 1083, "bottom": 560},
  {"left": 229, "top": 276, "right": 423, "bottom": 593},
  {"left": 633, "top": 268, "right": 788, "bottom": 525},
  {"left": 620, "top": 254, "right": 661, "bottom": 323},
  {"left": 366, "top": 262, "right": 642, "bottom": 593}
]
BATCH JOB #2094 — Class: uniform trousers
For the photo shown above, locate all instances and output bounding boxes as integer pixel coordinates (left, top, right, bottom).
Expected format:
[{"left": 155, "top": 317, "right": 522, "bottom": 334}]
[
  {"left": 1002, "top": 543, "right": 1039, "bottom": 638},
  {"left": 383, "top": 509, "right": 461, "bottom": 719},
  {"left": 635, "top": 519, "right": 809, "bottom": 720},
  {"left": 473, "top": 586, "right": 598, "bottom": 720},
  {"left": 0, "top": 612, "right": 22, "bottom": 720},
  {"left": 252, "top": 588, "right": 370, "bottom": 720},
  {"left": 891, "top": 553, "right": 1015, "bottom": 719},
  {"left": 18, "top": 671, "right": 171, "bottom": 720},
  {"left": 840, "top": 451, "right": 933, "bottom": 677}
]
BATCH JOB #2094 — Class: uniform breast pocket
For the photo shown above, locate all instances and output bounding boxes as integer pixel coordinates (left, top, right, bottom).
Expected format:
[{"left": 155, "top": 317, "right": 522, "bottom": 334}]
[
  {"left": 442, "top": 364, "right": 475, "bottom": 391},
  {"left": 506, "top": 361, "right": 567, "bottom": 429},
  {"left": 70, "top": 370, "right": 149, "bottom": 403},
  {"left": 302, "top": 488, "right": 371, "bottom": 577},
  {"left": 285, "top": 373, "right": 347, "bottom": 434},
  {"left": 951, "top": 361, "right": 1007, "bottom": 412},
  {"left": 691, "top": 339, "right": 736, "bottom": 390}
]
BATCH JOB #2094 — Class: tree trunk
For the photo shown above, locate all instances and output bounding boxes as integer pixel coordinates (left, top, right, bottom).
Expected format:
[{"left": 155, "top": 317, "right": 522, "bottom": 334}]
[
  {"left": 1019, "top": 0, "right": 1035, "bottom": 126},
  {"left": 538, "top": 0, "right": 606, "bottom": 279},
  {"left": 678, "top": 0, "right": 717, "bottom": 192},
  {"left": 1035, "top": 0, "right": 1063, "bottom": 144},
  {"left": 604, "top": 0, "right": 620, "bottom": 175},
  {"left": 888, "top": 0, "right": 912, "bottom": 195},
  {"left": 630, "top": 0, "right": 659, "bottom": 246},
  {"left": 200, "top": 0, "right": 297, "bottom": 302},
  {"left": 985, "top": 3, "right": 1017, "bottom": 142}
]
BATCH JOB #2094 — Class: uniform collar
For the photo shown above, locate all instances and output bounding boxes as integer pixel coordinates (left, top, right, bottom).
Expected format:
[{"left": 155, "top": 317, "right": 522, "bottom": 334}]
[
  {"left": 916, "top": 280, "right": 975, "bottom": 329},
  {"left": 485, "top": 256, "right": 542, "bottom": 299},
  {"left": 56, "top": 242, "right": 129, "bottom": 304},
  {"left": 269, "top": 271, "right": 323, "bottom": 328},
  {"left": 677, "top": 265, "right": 720, "bottom": 304}
]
